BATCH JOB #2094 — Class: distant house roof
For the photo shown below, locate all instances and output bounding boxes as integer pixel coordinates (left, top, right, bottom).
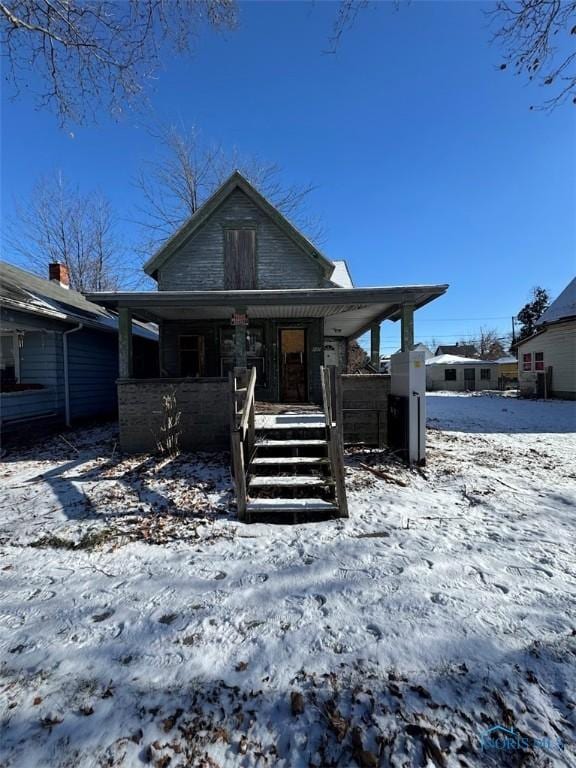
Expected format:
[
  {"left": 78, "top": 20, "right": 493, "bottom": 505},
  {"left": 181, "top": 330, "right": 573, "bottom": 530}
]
[
  {"left": 330, "top": 260, "right": 354, "bottom": 288},
  {"left": 537, "top": 277, "right": 576, "bottom": 326},
  {"left": 0, "top": 261, "right": 157, "bottom": 340},
  {"left": 435, "top": 343, "right": 477, "bottom": 357},
  {"left": 426, "top": 354, "right": 496, "bottom": 366},
  {"left": 494, "top": 355, "right": 517, "bottom": 364},
  {"left": 143, "top": 170, "right": 335, "bottom": 281},
  {"left": 393, "top": 342, "right": 433, "bottom": 358}
]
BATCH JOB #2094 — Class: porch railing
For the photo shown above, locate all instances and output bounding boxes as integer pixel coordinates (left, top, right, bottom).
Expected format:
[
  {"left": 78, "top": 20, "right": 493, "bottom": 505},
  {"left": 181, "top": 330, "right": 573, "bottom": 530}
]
[
  {"left": 229, "top": 366, "right": 256, "bottom": 521},
  {"left": 320, "top": 366, "right": 348, "bottom": 518}
]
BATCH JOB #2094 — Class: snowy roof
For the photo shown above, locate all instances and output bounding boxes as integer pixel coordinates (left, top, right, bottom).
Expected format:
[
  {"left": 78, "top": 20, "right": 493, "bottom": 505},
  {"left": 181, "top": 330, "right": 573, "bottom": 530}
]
[
  {"left": 494, "top": 356, "right": 517, "bottom": 364},
  {"left": 0, "top": 261, "right": 158, "bottom": 340},
  {"left": 426, "top": 354, "right": 495, "bottom": 366},
  {"left": 330, "top": 260, "right": 354, "bottom": 288},
  {"left": 537, "top": 277, "right": 576, "bottom": 326}
]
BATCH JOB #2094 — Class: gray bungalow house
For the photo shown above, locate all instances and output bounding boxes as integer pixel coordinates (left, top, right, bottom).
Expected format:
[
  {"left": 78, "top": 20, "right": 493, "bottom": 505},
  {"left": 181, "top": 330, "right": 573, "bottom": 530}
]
[
  {"left": 0, "top": 261, "right": 158, "bottom": 439},
  {"left": 89, "top": 172, "right": 448, "bottom": 455}
]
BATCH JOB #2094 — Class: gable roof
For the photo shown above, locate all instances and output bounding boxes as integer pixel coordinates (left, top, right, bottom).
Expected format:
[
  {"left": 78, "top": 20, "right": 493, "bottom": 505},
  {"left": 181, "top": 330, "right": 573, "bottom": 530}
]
[
  {"left": 435, "top": 343, "right": 477, "bottom": 357},
  {"left": 143, "top": 170, "right": 334, "bottom": 280},
  {"left": 537, "top": 277, "right": 576, "bottom": 326},
  {"left": 0, "top": 261, "right": 157, "bottom": 340}
]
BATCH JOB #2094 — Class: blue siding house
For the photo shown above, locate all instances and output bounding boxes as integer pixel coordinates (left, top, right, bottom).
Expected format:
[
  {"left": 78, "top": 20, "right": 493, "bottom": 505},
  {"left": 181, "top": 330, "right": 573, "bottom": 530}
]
[{"left": 1, "top": 262, "right": 158, "bottom": 438}]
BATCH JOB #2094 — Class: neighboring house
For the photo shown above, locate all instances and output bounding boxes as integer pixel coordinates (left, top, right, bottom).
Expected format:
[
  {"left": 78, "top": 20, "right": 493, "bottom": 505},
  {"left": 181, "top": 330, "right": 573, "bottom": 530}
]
[
  {"left": 517, "top": 277, "right": 576, "bottom": 400},
  {"left": 0, "top": 262, "right": 158, "bottom": 437},
  {"left": 426, "top": 354, "right": 498, "bottom": 392},
  {"left": 88, "top": 171, "right": 448, "bottom": 453},
  {"left": 435, "top": 343, "right": 477, "bottom": 358},
  {"left": 494, "top": 355, "right": 518, "bottom": 388}
]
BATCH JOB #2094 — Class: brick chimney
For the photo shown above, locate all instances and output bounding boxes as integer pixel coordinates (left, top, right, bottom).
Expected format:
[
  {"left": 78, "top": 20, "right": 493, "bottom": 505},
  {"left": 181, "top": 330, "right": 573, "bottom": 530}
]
[{"left": 49, "top": 262, "right": 70, "bottom": 289}]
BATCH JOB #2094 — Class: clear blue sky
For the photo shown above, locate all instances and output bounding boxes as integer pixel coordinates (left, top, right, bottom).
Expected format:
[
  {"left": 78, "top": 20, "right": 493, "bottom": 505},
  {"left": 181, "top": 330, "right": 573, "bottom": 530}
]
[{"left": 2, "top": 1, "right": 574, "bottom": 354}]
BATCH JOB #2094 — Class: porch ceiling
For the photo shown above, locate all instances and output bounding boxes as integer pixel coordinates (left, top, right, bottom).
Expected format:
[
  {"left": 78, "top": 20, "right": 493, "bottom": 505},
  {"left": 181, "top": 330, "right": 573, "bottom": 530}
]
[{"left": 87, "top": 285, "right": 448, "bottom": 339}]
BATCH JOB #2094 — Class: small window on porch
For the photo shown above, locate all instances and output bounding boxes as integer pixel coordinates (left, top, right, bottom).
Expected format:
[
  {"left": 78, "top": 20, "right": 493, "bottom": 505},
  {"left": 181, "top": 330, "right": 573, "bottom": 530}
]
[
  {"left": 480, "top": 368, "right": 491, "bottom": 380},
  {"left": 179, "top": 335, "right": 205, "bottom": 377},
  {"left": 444, "top": 368, "right": 456, "bottom": 381},
  {"left": 0, "top": 333, "right": 19, "bottom": 388}
]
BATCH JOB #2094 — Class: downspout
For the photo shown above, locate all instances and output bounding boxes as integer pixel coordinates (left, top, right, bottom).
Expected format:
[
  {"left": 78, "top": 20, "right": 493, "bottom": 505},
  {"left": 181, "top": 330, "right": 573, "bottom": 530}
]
[{"left": 63, "top": 323, "right": 83, "bottom": 427}]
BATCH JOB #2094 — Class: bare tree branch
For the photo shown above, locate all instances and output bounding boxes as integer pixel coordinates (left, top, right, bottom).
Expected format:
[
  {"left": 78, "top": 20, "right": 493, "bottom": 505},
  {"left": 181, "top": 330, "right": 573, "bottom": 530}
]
[
  {"left": 0, "top": 0, "right": 237, "bottom": 125},
  {"left": 489, "top": 0, "right": 576, "bottom": 110},
  {"left": 133, "top": 123, "right": 325, "bottom": 254},
  {"left": 8, "top": 172, "right": 133, "bottom": 291}
]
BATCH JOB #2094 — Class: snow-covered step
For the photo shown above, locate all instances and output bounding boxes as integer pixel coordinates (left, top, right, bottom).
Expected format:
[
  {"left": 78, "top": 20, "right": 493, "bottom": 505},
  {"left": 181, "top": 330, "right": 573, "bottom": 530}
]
[
  {"left": 255, "top": 439, "right": 327, "bottom": 448},
  {"left": 249, "top": 475, "right": 332, "bottom": 488},
  {"left": 246, "top": 498, "right": 339, "bottom": 514},
  {"left": 254, "top": 414, "right": 325, "bottom": 430},
  {"left": 251, "top": 456, "right": 329, "bottom": 466}
]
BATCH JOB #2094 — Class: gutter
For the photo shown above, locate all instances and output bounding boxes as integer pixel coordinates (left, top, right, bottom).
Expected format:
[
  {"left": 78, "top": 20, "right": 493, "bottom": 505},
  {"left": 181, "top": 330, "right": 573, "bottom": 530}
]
[{"left": 63, "top": 323, "right": 83, "bottom": 427}]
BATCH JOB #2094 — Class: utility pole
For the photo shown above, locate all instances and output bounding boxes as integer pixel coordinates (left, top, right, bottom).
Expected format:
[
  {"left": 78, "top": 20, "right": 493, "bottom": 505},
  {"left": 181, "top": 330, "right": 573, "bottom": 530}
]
[{"left": 511, "top": 316, "right": 516, "bottom": 346}]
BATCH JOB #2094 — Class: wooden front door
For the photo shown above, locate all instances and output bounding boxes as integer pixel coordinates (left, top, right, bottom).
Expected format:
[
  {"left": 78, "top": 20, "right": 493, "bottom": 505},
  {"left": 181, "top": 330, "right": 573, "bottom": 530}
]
[{"left": 279, "top": 328, "right": 307, "bottom": 402}]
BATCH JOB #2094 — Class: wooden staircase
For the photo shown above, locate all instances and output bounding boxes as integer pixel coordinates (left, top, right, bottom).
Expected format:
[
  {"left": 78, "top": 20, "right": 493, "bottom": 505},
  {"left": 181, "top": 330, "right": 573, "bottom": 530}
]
[{"left": 230, "top": 367, "right": 348, "bottom": 523}]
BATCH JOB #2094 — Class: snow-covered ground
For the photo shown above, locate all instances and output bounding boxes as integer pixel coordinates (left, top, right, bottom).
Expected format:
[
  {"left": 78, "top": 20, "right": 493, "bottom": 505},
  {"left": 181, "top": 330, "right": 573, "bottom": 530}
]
[{"left": 1, "top": 393, "right": 575, "bottom": 767}]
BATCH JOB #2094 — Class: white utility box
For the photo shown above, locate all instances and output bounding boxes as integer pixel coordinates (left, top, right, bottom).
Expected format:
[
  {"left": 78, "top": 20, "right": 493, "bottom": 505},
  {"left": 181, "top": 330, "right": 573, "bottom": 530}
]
[{"left": 390, "top": 350, "right": 426, "bottom": 465}]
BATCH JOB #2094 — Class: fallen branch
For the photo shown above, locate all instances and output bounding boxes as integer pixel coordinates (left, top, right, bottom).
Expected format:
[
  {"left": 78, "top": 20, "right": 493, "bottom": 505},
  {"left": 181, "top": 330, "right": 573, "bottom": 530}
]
[
  {"left": 58, "top": 434, "right": 80, "bottom": 453},
  {"left": 359, "top": 463, "right": 408, "bottom": 487}
]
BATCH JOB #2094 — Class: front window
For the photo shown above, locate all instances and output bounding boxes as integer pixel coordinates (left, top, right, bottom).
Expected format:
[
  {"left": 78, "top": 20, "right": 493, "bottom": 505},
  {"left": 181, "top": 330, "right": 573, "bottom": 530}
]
[
  {"left": 480, "top": 368, "right": 491, "bottom": 380},
  {"left": 535, "top": 352, "right": 544, "bottom": 371},
  {"left": 444, "top": 368, "right": 456, "bottom": 381},
  {"left": 220, "top": 326, "right": 266, "bottom": 383},
  {"left": 0, "top": 333, "right": 19, "bottom": 387},
  {"left": 179, "top": 335, "right": 205, "bottom": 377},
  {"left": 523, "top": 353, "right": 532, "bottom": 371}
]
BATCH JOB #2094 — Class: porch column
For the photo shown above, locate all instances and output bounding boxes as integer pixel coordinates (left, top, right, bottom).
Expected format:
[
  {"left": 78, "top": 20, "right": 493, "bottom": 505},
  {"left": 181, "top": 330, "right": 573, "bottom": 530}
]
[
  {"left": 118, "top": 308, "right": 133, "bottom": 378},
  {"left": 400, "top": 303, "right": 414, "bottom": 352},
  {"left": 370, "top": 322, "right": 380, "bottom": 368},
  {"left": 234, "top": 309, "right": 247, "bottom": 370}
]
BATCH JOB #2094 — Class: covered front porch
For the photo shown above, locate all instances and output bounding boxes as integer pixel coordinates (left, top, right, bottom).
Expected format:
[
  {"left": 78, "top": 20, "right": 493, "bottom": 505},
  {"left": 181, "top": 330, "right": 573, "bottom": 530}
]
[{"left": 88, "top": 284, "right": 447, "bottom": 455}]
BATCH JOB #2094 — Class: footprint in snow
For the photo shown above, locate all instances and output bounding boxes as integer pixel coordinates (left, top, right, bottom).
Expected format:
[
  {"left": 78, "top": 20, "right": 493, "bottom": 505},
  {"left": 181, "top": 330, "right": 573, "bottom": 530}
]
[
  {"left": 25, "top": 588, "right": 56, "bottom": 602},
  {"left": 366, "top": 624, "right": 382, "bottom": 640},
  {"left": 430, "top": 592, "right": 449, "bottom": 606},
  {"left": 193, "top": 567, "right": 227, "bottom": 581},
  {"left": 91, "top": 609, "right": 114, "bottom": 623},
  {"left": 235, "top": 572, "right": 268, "bottom": 587},
  {"left": 314, "top": 594, "right": 327, "bottom": 608}
]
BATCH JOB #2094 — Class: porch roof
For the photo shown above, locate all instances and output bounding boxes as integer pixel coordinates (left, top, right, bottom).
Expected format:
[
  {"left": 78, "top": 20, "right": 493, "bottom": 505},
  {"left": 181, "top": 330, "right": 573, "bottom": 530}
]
[{"left": 87, "top": 284, "right": 448, "bottom": 339}]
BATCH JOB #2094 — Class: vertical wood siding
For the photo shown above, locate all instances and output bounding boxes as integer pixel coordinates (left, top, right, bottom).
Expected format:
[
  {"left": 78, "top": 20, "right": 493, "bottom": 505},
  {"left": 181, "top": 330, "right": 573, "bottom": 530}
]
[
  {"left": 223, "top": 229, "right": 256, "bottom": 289},
  {"left": 158, "top": 189, "right": 325, "bottom": 291}
]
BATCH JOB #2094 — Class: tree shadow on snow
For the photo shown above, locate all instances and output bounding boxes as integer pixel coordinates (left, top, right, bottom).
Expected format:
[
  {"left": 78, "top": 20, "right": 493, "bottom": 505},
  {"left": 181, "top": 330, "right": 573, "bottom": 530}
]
[{"left": 1, "top": 611, "right": 573, "bottom": 768}]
